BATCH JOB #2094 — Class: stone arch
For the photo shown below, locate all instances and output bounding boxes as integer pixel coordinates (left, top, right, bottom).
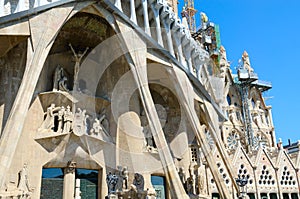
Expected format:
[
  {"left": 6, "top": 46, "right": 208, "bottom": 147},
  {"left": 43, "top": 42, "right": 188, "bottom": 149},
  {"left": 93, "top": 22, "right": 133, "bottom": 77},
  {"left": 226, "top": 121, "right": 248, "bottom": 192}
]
[
  {"left": 139, "top": 83, "right": 182, "bottom": 143},
  {"left": 37, "top": 10, "right": 117, "bottom": 94}
]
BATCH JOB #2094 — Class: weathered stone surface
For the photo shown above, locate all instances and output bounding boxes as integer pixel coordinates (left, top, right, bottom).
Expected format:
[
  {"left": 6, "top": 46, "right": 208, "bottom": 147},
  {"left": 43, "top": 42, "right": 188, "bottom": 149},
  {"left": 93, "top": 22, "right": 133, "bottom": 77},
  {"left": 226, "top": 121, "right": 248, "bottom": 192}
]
[{"left": 0, "top": 1, "right": 298, "bottom": 199}]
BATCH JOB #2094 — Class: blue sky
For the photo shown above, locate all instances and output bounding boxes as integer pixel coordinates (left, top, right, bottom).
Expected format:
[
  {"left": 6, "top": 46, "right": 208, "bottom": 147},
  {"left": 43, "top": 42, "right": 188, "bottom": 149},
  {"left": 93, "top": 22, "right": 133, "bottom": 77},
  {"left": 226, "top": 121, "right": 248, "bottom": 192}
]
[{"left": 178, "top": 0, "right": 300, "bottom": 144}]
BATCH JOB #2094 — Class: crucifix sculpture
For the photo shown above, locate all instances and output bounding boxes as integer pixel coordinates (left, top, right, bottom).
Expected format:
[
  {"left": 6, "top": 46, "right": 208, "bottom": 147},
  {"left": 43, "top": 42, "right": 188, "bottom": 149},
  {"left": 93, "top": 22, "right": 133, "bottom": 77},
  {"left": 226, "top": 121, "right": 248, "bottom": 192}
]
[{"left": 69, "top": 43, "right": 89, "bottom": 90}]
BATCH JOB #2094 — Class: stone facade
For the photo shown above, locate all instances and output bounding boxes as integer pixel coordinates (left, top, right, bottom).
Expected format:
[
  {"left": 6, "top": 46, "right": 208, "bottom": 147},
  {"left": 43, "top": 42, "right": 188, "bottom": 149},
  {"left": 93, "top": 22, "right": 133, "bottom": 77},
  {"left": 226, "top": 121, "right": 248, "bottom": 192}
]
[
  {"left": 0, "top": 1, "right": 299, "bottom": 199},
  {"left": 166, "top": 0, "right": 178, "bottom": 15}
]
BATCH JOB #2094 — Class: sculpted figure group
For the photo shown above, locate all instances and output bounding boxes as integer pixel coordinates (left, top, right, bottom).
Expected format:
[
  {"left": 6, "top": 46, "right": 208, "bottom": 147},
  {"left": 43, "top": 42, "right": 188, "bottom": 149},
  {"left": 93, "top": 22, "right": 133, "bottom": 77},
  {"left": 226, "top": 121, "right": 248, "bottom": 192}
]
[
  {"left": 39, "top": 104, "right": 110, "bottom": 137},
  {"left": 178, "top": 164, "right": 206, "bottom": 196},
  {"left": 106, "top": 167, "right": 148, "bottom": 199}
]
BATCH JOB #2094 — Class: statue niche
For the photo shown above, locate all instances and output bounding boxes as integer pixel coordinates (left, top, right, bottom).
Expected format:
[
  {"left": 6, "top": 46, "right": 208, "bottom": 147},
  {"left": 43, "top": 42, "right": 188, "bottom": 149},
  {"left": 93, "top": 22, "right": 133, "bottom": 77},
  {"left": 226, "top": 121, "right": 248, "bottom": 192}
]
[{"left": 106, "top": 169, "right": 147, "bottom": 199}]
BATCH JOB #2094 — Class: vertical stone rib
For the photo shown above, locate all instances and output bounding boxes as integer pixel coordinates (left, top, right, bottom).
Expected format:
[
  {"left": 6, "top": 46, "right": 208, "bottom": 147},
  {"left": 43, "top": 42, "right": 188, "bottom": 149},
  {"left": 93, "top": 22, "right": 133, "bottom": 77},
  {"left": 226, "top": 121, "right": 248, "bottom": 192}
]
[
  {"left": 115, "top": 23, "right": 189, "bottom": 198},
  {"left": 172, "top": 33, "right": 185, "bottom": 65},
  {"left": 130, "top": 0, "right": 137, "bottom": 24},
  {"left": 142, "top": 0, "right": 151, "bottom": 36},
  {"left": 150, "top": 4, "right": 163, "bottom": 46},
  {"left": 162, "top": 20, "right": 175, "bottom": 57},
  {"left": 114, "top": 0, "right": 122, "bottom": 12}
]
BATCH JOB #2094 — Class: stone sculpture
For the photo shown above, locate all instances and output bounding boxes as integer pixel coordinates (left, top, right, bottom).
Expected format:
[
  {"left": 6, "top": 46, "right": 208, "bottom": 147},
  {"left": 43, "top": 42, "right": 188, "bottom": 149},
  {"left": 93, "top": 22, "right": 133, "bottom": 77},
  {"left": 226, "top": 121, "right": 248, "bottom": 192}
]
[
  {"left": 53, "top": 65, "right": 69, "bottom": 91},
  {"left": 63, "top": 106, "right": 73, "bottom": 133},
  {"left": 99, "top": 108, "right": 110, "bottom": 134},
  {"left": 133, "top": 173, "right": 144, "bottom": 192},
  {"left": 242, "top": 51, "right": 254, "bottom": 73},
  {"left": 141, "top": 112, "right": 155, "bottom": 148},
  {"left": 90, "top": 109, "right": 110, "bottom": 136},
  {"left": 196, "top": 172, "right": 205, "bottom": 195},
  {"left": 228, "top": 107, "right": 237, "bottom": 125},
  {"left": 106, "top": 172, "right": 118, "bottom": 195},
  {"left": 39, "top": 104, "right": 112, "bottom": 139},
  {"left": 56, "top": 106, "right": 65, "bottom": 133},
  {"left": 53, "top": 65, "right": 63, "bottom": 91},
  {"left": 219, "top": 45, "right": 229, "bottom": 70},
  {"left": 69, "top": 44, "right": 89, "bottom": 90},
  {"left": 122, "top": 166, "right": 129, "bottom": 190},
  {"left": 115, "top": 166, "right": 123, "bottom": 192},
  {"left": 82, "top": 110, "right": 89, "bottom": 132},
  {"left": 186, "top": 164, "right": 196, "bottom": 195},
  {"left": 17, "top": 164, "right": 34, "bottom": 198},
  {"left": 141, "top": 104, "right": 168, "bottom": 149},
  {"left": 90, "top": 118, "right": 102, "bottom": 135},
  {"left": 58, "top": 76, "right": 69, "bottom": 91},
  {"left": 39, "top": 103, "right": 56, "bottom": 131},
  {"left": 66, "top": 161, "right": 76, "bottom": 174},
  {"left": 73, "top": 108, "right": 89, "bottom": 136},
  {"left": 146, "top": 188, "right": 157, "bottom": 199}
]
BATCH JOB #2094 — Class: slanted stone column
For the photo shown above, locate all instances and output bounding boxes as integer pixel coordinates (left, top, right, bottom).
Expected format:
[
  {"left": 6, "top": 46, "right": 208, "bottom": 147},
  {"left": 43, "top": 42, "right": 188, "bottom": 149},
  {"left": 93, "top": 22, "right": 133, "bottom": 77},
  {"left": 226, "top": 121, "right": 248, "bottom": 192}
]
[
  {"left": 63, "top": 161, "right": 76, "bottom": 199},
  {"left": 115, "top": 20, "right": 189, "bottom": 199},
  {"left": 0, "top": 5, "right": 78, "bottom": 189},
  {"left": 166, "top": 66, "right": 234, "bottom": 199}
]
